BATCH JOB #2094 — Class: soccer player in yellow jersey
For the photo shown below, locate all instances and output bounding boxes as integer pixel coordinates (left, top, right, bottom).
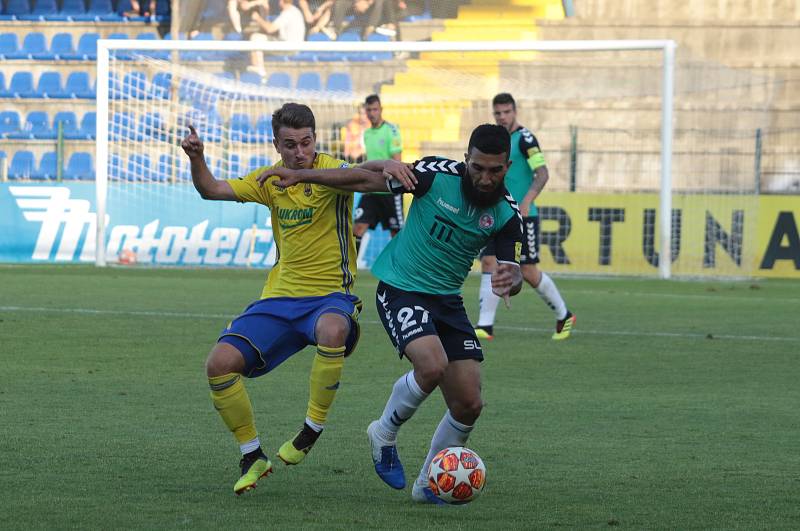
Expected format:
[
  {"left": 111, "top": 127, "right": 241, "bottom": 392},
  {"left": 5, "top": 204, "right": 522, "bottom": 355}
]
[{"left": 181, "top": 103, "right": 409, "bottom": 495}]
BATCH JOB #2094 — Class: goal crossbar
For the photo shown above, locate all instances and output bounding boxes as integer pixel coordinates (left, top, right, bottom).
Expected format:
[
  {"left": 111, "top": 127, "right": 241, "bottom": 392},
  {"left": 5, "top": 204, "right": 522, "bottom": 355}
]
[{"left": 95, "top": 38, "right": 677, "bottom": 277}]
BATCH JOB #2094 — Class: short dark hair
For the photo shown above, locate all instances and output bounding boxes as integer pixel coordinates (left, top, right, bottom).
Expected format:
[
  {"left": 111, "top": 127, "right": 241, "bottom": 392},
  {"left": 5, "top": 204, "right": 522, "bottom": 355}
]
[
  {"left": 492, "top": 92, "right": 516, "bottom": 109},
  {"left": 468, "top": 124, "right": 511, "bottom": 159},
  {"left": 365, "top": 94, "right": 381, "bottom": 106},
  {"left": 272, "top": 102, "right": 315, "bottom": 138}
]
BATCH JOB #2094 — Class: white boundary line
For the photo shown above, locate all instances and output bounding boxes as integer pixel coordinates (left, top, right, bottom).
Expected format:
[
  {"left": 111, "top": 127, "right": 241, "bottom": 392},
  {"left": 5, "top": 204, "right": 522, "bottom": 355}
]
[{"left": 1, "top": 306, "right": 796, "bottom": 343}]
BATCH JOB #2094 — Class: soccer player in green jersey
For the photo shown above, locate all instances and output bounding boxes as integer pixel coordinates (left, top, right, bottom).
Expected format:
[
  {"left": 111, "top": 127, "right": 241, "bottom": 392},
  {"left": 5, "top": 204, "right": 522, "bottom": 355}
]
[
  {"left": 353, "top": 94, "right": 405, "bottom": 256},
  {"left": 265, "top": 124, "right": 524, "bottom": 504},
  {"left": 475, "top": 92, "right": 576, "bottom": 341}
]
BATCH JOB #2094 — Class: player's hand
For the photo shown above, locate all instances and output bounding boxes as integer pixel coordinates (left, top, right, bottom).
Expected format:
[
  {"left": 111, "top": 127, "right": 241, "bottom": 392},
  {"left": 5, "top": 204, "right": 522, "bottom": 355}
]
[
  {"left": 256, "top": 166, "right": 299, "bottom": 188},
  {"left": 520, "top": 201, "right": 530, "bottom": 217},
  {"left": 382, "top": 160, "right": 417, "bottom": 191},
  {"left": 491, "top": 262, "right": 520, "bottom": 308},
  {"left": 181, "top": 125, "right": 204, "bottom": 160}
]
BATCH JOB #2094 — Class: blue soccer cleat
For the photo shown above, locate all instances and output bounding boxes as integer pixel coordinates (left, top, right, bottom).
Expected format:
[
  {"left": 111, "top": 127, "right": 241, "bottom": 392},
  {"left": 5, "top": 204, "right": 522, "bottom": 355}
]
[
  {"left": 411, "top": 479, "right": 447, "bottom": 505},
  {"left": 367, "top": 420, "right": 405, "bottom": 489}
]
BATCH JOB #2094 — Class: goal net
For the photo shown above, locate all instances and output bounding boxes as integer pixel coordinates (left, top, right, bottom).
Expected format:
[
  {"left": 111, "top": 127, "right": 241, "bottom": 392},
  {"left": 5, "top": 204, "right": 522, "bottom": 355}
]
[{"left": 96, "top": 39, "right": 719, "bottom": 278}]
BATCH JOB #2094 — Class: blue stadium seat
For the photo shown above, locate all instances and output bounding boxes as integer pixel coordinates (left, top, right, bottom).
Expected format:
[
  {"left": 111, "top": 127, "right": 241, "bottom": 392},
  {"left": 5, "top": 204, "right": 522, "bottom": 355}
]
[
  {"left": 53, "top": 112, "right": 79, "bottom": 138},
  {"left": 0, "top": 111, "right": 22, "bottom": 137},
  {"left": 35, "top": 71, "right": 65, "bottom": 98},
  {"left": 8, "top": 32, "right": 48, "bottom": 59},
  {"left": 33, "top": 152, "right": 58, "bottom": 180},
  {"left": 1, "top": 0, "right": 31, "bottom": 20},
  {"left": 151, "top": 72, "right": 171, "bottom": 99},
  {"left": 90, "top": 0, "right": 122, "bottom": 20},
  {"left": 253, "top": 115, "right": 273, "bottom": 143},
  {"left": 65, "top": 152, "right": 94, "bottom": 180},
  {"left": 8, "top": 111, "right": 52, "bottom": 140},
  {"left": 111, "top": 112, "right": 135, "bottom": 141},
  {"left": 266, "top": 72, "right": 291, "bottom": 89},
  {"left": 59, "top": 0, "right": 88, "bottom": 19},
  {"left": 9, "top": 151, "right": 35, "bottom": 180},
  {"left": 0, "top": 72, "right": 9, "bottom": 97},
  {"left": 32, "top": 0, "right": 64, "bottom": 21},
  {"left": 325, "top": 72, "right": 352, "bottom": 94},
  {"left": 122, "top": 71, "right": 147, "bottom": 99},
  {"left": 64, "top": 32, "right": 100, "bottom": 60},
  {"left": 136, "top": 32, "right": 169, "bottom": 60},
  {"left": 136, "top": 112, "right": 165, "bottom": 141},
  {"left": 127, "top": 154, "right": 156, "bottom": 181},
  {"left": 240, "top": 71, "right": 264, "bottom": 86},
  {"left": 296, "top": 72, "right": 322, "bottom": 92},
  {"left": 157, "top": 154, "right": 180, "bottom": 181},
  {"left": 229, "top": 113, "right": 253, "bottom": 143},
  {"left": 64, "top": 71, "right": 95, "bottom": 99},
  {"left": 50, "top": 33, "right": 76, "bottom": 60},
  {"left": 227, "top": 154, "right": 242, "bottom": 177},
  {"left": 0, "top": 33, "right": 19, "bottom": 59},
  {"left": 181, "top": 32, "right": 215, "bottom": 61},
  {"left": 8, "top": 72, "right": 36, "bottom": 98},
  {"left": 79, "top": 112, "right": 96, "bottom": 140},
  {"left": 366, "top": 32, "right": 391, "bottom": 42},
  {"left": 109, "top": 153, "right": 123, "bottom": 180},
  {"left": 249, "top": 155, "right": 271, "bottom": 169}
]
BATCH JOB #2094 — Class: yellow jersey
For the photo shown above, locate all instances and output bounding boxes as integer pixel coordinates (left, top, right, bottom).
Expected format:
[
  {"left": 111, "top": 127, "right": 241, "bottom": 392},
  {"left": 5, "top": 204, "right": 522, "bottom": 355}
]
[{"left": 228, "top": 153, "right": 356, "bottom": 299}]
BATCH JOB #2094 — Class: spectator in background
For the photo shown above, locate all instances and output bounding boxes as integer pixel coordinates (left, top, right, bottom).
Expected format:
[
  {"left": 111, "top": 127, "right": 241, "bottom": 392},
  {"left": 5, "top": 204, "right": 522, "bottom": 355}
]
[
  {"left": 125, "top": 0, "right": 157, "bottom": 19},
  {"left": 229, "top": 0, "right": 270, "bottom": 34},
  {"left": 246, "top": 0, "right": 305, "bottom": 76},
  {"left": 298, "top": 0, "right": 335, "bottom": 35},
  {"left": 340, "top": 105, "right": 369, "bottom": 163},
  {"left": 324, "top": 0, "right": 399, "bottom": 40}
]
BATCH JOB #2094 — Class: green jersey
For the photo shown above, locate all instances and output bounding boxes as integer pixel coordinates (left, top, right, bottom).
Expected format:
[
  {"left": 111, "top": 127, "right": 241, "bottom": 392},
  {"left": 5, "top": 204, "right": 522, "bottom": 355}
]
[
  {"left": 364, "top": 121, "right": 402, "bottom": 161},
  {"left": 371, "top": 156, "right": 523, "bottom": 295},
  {"left": 505, "top": 126, "right": 546, "bottom": 217}
]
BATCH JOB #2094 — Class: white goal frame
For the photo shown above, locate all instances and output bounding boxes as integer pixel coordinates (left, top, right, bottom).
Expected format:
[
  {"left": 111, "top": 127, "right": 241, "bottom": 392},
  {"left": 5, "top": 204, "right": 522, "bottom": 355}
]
[{"left": 95, "top": 38, "right": 677, "bottom": 277}]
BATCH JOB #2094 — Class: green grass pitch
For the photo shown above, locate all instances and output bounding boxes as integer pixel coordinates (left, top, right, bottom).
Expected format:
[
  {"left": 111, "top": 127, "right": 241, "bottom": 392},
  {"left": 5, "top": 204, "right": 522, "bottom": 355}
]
[{"left": 1, "top": 265, "right": 798, "bottom": 529}]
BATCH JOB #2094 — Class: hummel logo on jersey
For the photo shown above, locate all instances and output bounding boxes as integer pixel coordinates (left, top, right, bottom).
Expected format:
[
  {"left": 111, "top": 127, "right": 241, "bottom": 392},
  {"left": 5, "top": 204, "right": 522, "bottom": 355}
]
[
  {"left": 415, "top": 159, "right": 459, "bottom": 174},
  {"left": 521, "top": 128, "right": 534, "bottom": 143},
  {"left": 436, "top": 197, "right": 460, "bottom": 214}
]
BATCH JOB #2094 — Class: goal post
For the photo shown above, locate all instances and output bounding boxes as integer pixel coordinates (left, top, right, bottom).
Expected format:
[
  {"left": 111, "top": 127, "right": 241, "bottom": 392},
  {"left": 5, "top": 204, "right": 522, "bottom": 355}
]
[{"left": 94, "top": 38, "right": 676, "bottom": 276}]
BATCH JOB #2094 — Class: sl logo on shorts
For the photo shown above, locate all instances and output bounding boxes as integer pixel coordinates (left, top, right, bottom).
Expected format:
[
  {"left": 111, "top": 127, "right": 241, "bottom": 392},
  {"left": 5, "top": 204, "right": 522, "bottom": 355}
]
[{"left": 479, "top": 213, "right": 494, "bottom": 229}]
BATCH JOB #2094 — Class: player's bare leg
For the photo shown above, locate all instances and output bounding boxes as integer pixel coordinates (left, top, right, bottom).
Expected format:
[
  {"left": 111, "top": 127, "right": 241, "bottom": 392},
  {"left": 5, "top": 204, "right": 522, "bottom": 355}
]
[
  {"left": 278, "top": 312, "right": 349, "bottom": 465},
  {"left": 412, "top": 359, "right": 482, "bottom": 503},
  {"left": 368, "top": 335, "right": 446, "bottom": 489},
  {"left": 522, "top": 264, "right": 575, "bottom": 340},
  {"left": 206, "top": 343, "right": 272, "bottom": 494}
]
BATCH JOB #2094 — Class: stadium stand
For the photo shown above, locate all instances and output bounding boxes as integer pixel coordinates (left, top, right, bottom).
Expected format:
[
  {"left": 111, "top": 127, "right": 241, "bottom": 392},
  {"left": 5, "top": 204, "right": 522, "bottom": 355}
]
[{"left": 1, "top": 0, "right": 796, "bottom": 191}]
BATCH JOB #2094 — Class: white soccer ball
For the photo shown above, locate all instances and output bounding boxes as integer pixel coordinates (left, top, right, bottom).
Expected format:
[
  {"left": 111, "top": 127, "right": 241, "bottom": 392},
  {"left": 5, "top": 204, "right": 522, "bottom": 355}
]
[{"left": 427, "top": 446, "right": 487, "bottom": 504}]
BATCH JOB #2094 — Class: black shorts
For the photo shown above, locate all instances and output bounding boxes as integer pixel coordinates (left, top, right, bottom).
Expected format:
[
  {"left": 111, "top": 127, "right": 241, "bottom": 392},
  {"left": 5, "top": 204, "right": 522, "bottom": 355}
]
[
  {"left": 354, "top": 194, "right": 404, "bottom": 232},
  {"left": 375, "top": 281, "right": 483, "bottom": 362},
  {"left": 481, "top": 215, "right": 539, "bottom": 264}
]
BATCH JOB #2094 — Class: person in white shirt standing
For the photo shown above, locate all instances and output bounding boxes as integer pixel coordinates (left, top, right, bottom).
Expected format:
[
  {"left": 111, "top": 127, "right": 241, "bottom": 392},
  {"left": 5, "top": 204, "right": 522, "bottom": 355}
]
[{"left": 248, "top": 0, "right": 306, "bottom": 77}]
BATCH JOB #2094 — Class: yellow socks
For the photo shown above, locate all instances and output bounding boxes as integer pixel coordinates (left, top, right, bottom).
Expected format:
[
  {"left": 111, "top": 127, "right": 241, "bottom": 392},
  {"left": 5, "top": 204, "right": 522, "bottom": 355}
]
[
  {"left": 209, "top": 373, "right": 258, "bottom": 447},
  {"left": 306, "top": 345, "right": 346, "bottom": 426}
]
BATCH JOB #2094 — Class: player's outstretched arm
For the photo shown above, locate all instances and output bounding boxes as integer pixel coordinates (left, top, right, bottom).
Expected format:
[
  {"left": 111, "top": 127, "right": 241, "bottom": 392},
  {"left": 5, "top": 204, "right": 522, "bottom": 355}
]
[
  {"left": 181, "top": 125, "right": 237, "bottom": 201},
  {"left": 256, "top": 161, "right": 416, "bottom": 193}
]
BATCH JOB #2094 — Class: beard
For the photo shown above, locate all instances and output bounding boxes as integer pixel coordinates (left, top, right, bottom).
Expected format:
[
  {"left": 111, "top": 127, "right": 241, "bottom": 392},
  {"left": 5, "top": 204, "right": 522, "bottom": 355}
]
[{"left": 461, "top": 174, "right": 506, "bottom": 208}]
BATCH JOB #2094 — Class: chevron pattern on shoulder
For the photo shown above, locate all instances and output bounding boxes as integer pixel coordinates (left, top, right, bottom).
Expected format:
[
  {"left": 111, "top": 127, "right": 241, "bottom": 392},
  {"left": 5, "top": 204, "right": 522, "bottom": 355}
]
[
  {"left": 505, "top": 192, "right": 523, "bottom": 223},
  {"left": 414, "top": 159, "right": 460, "bottom": 174}
]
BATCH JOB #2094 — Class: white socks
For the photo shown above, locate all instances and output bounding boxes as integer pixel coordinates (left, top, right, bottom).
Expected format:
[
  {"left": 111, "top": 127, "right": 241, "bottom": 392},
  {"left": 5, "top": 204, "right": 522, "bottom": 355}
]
[
  {"left": 415, "top": 410, "right": 474, "bottom": 486},
  {"left": 377, "top": 370, "right": 429, "bottom": 440},
  {"left": 535, "top": 272, "right": 568, "bottom": 320},
  {"left": 240, "top": 436, "right": 261, "bottom": 455},
  {"left": 477, "top": 273, "right": 500, "bottom": 327}
]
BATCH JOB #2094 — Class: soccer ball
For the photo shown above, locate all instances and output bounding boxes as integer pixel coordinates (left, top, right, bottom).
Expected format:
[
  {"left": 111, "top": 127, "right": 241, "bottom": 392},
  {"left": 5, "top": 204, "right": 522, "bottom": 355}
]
[{"left": 427, "top": 446, "right": 486, "bottom": 504}]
